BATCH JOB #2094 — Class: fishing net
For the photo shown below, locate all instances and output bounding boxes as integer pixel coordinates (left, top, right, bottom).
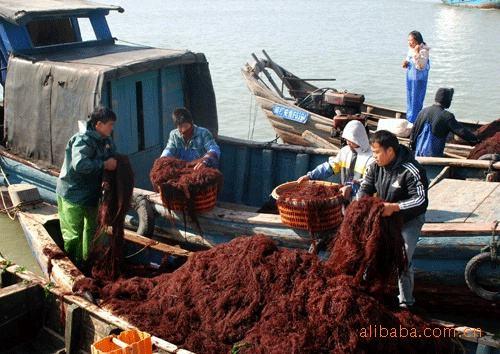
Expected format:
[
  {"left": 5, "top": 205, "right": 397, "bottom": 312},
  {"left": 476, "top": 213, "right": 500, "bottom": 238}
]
[
  {"left": 91, "top": 154, "right": 134, "bottom": 280},
  {"left": 79, "top": 197, "right": 460, "bottom": 353},
  {"left": 326, "top": 197, "right": 407, "bottom": 294}
]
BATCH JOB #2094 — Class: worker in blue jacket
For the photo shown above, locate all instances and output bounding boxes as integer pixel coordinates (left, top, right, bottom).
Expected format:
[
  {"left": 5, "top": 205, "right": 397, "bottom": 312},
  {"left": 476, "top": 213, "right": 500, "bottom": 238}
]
[
  {"left": 410, "top": 88, "right": 479, "bottom": 157},
  {"left": 56, "top": 107, "right": 117, "bottom": 267},
  {"left": 161, "top": 107, "right": 220, "bottom": 169}
]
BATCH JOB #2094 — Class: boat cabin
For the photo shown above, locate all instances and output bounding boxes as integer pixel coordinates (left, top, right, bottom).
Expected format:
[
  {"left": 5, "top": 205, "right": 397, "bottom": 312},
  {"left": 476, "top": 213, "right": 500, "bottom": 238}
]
[{"left": 0, "top": 0, "right": 218, "bottom": 189}]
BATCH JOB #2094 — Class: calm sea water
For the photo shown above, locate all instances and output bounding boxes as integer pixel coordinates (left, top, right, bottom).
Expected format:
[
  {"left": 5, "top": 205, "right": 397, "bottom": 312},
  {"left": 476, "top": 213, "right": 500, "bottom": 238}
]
[{"left": 1, "top": 0, "right": 499, "bottom": 270}]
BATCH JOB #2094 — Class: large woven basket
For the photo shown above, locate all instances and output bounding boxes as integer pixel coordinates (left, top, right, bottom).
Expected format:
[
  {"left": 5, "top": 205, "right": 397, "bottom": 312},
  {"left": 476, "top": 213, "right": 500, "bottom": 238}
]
[
  {"left": 160, "top": 184, "right": 218, "bottom": 213},
  {"left": 272, "top": 181, "right": 343, "bottom": 232}
]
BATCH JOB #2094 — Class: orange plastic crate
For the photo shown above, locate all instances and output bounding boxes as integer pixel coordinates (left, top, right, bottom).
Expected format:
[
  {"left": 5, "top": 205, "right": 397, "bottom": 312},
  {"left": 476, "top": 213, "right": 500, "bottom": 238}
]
[{"left": 91, "top": 329, "right": 152, "bottom": 354}]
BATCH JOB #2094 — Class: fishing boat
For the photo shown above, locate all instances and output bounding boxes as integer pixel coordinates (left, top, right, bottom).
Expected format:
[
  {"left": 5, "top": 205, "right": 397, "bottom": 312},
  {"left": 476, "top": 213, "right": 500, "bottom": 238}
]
[
  {"left": 441, "top": 0, "right": 500, "bottom": 8},
  {"left": 1, "top": 189, "right": 191, "bottom": 353},
  {"left": 0, "top": 0, "right": 499, "bottom": 340},
  {"left": 0, "top": 194, "right": 500, "bottom": 354},
  {"left": 242, "top": 51, "right": 492, "bottom": 158},
  {"left": 3, "top": 190, "right": 499, "bottom": 353},
  {"left": 0, "top": 215, "right": 193, "bottom": 353}
]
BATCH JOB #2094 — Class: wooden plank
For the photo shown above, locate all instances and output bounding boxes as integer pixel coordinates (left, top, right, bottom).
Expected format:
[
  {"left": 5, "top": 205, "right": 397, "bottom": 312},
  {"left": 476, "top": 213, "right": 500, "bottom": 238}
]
[
  {"left": 421, "top": 222, "right": 498, "bottom": 236},
  {"left": 465, "top": 186, "right": 500, "bottom": 223},
  {"left": 302, "top": 130, "right": 340, "bottom": 151},
  {"left": 426, "top": 179, "right": 499, "bottom": 223},
  {"left": 122, "top": 229, "right": 191, "bottom": 257},
  {"left": 428, "top": 166, "right": 450, "bottom": 189},
  {"left": 275, "top": 129, "right": 310, "bottom": 146},
  {"left": 65, "top": 304, "right": 83, "bottom": 354},
  {"left": 416, "top": 156, "right": 500, "bottom": 170}
]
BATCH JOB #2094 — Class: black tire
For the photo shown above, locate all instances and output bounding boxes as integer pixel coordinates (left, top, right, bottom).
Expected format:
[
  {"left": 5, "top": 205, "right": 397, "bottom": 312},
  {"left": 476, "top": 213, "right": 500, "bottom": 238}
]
[
  {"left": 464, "top": 253, "right": 500, "bottom": 301},
  {"left": 133, "top": 196, "right": 155, "bottom": 236}
]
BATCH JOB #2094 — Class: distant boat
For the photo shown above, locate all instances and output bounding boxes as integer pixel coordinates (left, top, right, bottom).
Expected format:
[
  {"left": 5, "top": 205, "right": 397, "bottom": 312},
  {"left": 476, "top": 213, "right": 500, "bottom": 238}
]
[{"left": 441, "top": 0, "right": 500, "bottom": 8}]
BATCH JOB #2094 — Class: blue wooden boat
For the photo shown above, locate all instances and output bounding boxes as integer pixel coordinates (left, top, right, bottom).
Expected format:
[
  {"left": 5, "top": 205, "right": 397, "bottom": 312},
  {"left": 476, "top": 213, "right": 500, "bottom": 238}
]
[
  {"left": 0, "top": 0, "right": 498, "bottom": 346},
  {"left": 4, "top": 194, "right": 499, "bottom": 354},
  {"left": 442, "top": 0, "right": 500, "bottom": 8}
]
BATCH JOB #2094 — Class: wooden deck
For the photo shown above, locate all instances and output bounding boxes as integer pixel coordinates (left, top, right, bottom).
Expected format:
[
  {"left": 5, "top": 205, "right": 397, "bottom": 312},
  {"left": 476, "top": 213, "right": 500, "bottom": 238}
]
[{"left": 426, "top": 179, "right": 499, "bottom": 224}]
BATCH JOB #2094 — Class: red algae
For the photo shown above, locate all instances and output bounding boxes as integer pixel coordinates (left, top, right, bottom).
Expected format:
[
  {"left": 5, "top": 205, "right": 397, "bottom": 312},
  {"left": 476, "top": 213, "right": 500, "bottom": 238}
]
[{"left": 79, "top": 197, "right": 460, "bottom": 353}]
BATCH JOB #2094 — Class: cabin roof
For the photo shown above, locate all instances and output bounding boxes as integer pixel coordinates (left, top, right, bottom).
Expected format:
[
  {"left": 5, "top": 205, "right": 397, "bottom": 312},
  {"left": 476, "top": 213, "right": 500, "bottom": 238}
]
[
  {"left": 0, "top": 0, "right": 123, "bottom": 25},
  {"left": 19, "top": 44, "right": 202, "bottom": 80}
]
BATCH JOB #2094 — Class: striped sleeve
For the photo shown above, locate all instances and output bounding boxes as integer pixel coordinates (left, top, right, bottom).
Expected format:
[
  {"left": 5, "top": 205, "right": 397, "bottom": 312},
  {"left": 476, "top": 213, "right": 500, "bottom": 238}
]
[{"left": 398, "top": 163, "right": 427, "bottom": 211}]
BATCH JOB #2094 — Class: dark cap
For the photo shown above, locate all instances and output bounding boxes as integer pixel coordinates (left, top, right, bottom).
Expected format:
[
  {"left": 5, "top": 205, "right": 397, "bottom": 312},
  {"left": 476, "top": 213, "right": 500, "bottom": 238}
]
[{"left": 435, "top": 88, "right": 454, "bottom": 109}]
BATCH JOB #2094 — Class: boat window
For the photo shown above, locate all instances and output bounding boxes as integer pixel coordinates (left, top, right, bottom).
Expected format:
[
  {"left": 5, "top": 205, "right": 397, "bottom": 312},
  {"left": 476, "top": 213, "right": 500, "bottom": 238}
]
[
  {"left": 77, "top": 17, "right": 97, "bottom": 42},
  {"left": 27, "top": 18, "right": 77, "bottom": 47},
  {"left": 136, "top": 81, "right": 145, "bottom": 151}
]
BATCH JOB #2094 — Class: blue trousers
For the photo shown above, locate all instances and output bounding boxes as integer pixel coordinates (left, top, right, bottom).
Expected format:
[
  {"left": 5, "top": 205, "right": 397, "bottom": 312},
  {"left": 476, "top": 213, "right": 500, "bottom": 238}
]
[
  {"left": 398, "top": 213, "right": 425, "bottom": 305},
  {"left": 406, "top": 78, "right": 428, "bottom": 124},
  {"left": 406, "top": 60, "right": 429, "bottom": 124}
]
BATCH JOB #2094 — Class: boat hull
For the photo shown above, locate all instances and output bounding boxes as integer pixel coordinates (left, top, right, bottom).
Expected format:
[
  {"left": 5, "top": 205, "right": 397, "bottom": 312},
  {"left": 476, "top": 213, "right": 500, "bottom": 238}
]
[{"left": 442, "top": 0, "right": 500, "bottom": 8}]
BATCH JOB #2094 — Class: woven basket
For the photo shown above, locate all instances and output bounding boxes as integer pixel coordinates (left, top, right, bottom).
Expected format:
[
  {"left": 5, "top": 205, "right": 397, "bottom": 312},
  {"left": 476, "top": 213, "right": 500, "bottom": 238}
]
[
  {"left": 273, "top": 181, "right": 343, "bottom": 232},
  {"left": 161, "top": 184, "right": 218, "bottom": 213}
]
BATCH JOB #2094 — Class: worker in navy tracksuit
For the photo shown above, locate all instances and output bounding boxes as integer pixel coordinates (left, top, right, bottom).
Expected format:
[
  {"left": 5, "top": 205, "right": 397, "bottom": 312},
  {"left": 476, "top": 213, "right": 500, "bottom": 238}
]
[
  {"left": 358, "top": 130, "right": 429, "bottom": 308},
  {"left": 410, "top": 88, "right": 479, "bottom": 157}
]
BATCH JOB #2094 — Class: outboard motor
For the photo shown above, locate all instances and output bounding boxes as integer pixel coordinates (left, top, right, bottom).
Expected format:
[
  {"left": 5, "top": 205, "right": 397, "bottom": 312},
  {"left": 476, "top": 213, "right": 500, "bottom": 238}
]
[
  {"left": 323, "top": 90, "right": 365, "bottom": 116},
  {"left": 297, "top": 88, "right": 368, "bottom": 137}
]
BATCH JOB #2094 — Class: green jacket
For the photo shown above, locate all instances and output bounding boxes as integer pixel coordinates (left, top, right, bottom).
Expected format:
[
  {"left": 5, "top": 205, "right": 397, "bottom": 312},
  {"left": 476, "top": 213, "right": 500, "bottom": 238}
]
[{"left": 56, "top": 122, "right": 116, "bottom": 207}]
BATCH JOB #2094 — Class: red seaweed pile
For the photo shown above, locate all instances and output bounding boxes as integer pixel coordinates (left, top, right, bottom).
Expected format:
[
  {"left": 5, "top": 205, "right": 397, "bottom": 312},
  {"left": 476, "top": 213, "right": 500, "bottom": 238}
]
[
  {"left": 475, "top": 118, "right": 500, "bottom": 141},
  {"left": 327, "top": 197, "right": 406, "bottom": 294},
  {"left": 276, "top": 182, "right": 343, "bottom": 232},
  {"left": 149, "top": 157, "right": 223, "bottom": 231},
  {"left": 85, "top": 197, "right": 460, "bottom": 353},
  {"left": 468, "top": 131, "right": 500, "bottom": 160},
  {"left": 92, "top": 154, "right": 134, "bottom": 280}
]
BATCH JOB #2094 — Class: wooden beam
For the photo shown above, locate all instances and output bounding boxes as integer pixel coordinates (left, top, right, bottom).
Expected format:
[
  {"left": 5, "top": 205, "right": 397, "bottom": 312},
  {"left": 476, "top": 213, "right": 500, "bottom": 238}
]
[
  {"left": 428, "top": 166, "right": 451, "bottom": 189},
  {"left": 416, "top": 156, "right": 500, "bottom": 170},
  {"left": 443, "top": 151, "right": 466, "bottom": 160},
  {"left": 421, "top": 222, "right": 498, "bottom": 236},
  {"left": 302, "top": 130, "right": 340, "bottom": 151},
  {"left": 122, "top": 229, "right": 191, "bottom": 257},
  {"left": 65, "top": 304, "right": 83, "bottom": 354}
]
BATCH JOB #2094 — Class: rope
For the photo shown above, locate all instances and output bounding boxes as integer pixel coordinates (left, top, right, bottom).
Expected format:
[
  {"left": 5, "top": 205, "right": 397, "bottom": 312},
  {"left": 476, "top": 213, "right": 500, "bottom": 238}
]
[
  {"left": 0, "top": 192, "right": 17, "bottom": 220},
  {"left": 0, "top": 200, "right": 42, "bottom": 220},
  {"left": 125, "top": 240, "right": 159, "bottom": 259},
  {"left": 0, "top": 156, "right": 11, "bottom": 186},
  {"left": 250, "top": 96, "right": 258, "bottom": 140}
]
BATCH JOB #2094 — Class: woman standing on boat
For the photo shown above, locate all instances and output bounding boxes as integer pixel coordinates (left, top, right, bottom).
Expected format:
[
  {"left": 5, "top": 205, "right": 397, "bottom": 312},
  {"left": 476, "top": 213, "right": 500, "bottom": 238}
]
[
  {"left": 403, "top": 30, "right": 430, "bottom": 124},
  {"left": 56, "top": 107, "right": 117, "bottom": 268}
]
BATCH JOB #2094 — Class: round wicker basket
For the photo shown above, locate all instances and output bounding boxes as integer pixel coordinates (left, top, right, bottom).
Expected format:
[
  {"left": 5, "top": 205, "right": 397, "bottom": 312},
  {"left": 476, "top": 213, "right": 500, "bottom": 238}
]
[
  {"left": 161, "top": 184, "right": 218, "bottom": 213},
  {"left": 272, "top": 181, "right": 343, "bottom": 232}
]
